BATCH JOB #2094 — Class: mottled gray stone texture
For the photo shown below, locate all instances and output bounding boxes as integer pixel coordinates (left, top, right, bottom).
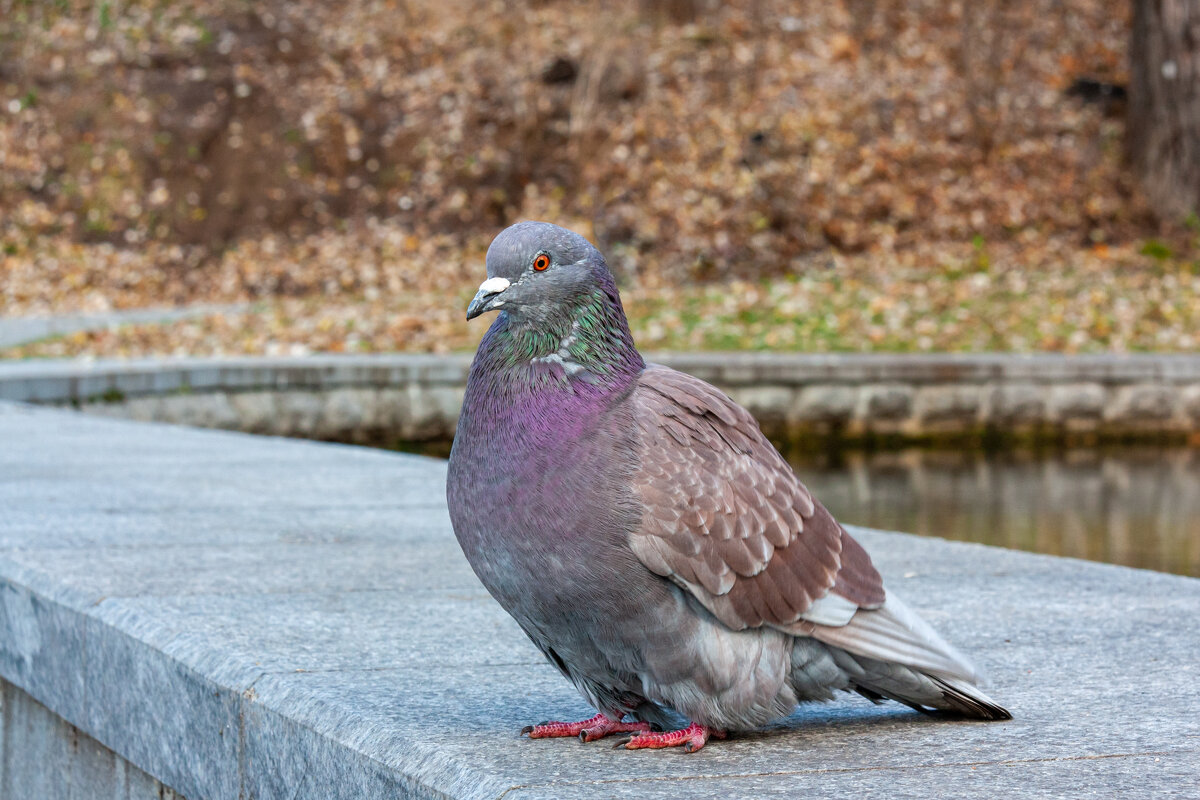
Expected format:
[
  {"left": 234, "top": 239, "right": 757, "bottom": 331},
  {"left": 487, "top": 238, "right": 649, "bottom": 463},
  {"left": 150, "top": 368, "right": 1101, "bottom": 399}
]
[
  {"left": 5, "top": 353, "right": 1200, "bottom": 442},
  {"left": 0, "top": 401, "right": 1197, "bottom": 798},
  {"left": 0, "top": 676, "right": 183, "bottom": 800}
]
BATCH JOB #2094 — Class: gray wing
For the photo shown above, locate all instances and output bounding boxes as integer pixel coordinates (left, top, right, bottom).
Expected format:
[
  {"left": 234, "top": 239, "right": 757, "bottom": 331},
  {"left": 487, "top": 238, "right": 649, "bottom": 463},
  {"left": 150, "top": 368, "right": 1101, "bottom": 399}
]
[{"left": 628, "top": 364, "right": 885, "bottom": 633}]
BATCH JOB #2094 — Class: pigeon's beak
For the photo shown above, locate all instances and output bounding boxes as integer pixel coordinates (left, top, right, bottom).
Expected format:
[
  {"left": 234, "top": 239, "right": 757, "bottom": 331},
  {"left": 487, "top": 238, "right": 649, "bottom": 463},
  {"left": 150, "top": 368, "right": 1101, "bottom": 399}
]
[{"left": 466, "top": 276, "right": 511, "bottom": 320}]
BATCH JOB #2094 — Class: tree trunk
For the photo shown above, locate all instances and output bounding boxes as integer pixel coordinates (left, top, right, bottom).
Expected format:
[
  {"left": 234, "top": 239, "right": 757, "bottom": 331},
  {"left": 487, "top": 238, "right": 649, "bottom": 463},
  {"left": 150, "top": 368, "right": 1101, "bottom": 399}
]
[{"left": 1128, "top": 0, "right": 1200, "bottom": 220}]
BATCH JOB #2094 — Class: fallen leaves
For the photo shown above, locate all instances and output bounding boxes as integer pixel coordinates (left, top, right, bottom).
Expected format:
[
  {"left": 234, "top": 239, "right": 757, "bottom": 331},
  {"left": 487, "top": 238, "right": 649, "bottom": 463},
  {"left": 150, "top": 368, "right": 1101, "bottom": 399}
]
[
  {"left": 0, "top": 0, "right": 1196, "bottom": 358},
  {"left": 5, "top": 236, "right": 1198, "bottom": 359}
]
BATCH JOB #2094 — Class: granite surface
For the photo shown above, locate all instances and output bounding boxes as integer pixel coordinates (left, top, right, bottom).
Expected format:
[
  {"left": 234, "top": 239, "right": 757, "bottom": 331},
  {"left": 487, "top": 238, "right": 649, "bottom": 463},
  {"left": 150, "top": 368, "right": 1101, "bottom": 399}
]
[
  {"left": 0, "top": 400, "right": 1197, "bottom": 798},
  {"left": 0, "top": 677, "right": 183, "bottom": 800}
]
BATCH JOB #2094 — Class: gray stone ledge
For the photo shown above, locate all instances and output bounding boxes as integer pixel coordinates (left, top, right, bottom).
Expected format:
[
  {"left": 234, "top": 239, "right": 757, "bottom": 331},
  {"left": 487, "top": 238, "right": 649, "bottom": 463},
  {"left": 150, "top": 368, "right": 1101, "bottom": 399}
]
[
  {"left": 0, "top": 304, "right": 250, "bottom": 350},
  {"left": 0, "top": 401, "right": 1198, "bottom": 798},
  {"left": 6, "top": 353, "right": 1200, "bottom": 442},
  {"left": 1, "top": 677, "right": 183, "bottom": 800}
]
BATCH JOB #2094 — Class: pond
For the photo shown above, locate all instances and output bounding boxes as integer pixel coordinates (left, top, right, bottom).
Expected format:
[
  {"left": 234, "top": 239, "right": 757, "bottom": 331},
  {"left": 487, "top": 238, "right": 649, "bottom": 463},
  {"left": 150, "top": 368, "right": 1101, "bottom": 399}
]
[
  {"left": 401, "top": 441, "right": 1200, "bottom": 579},
  {"left": 783, "top": 446, "right": 1200, "bottom": 578}
]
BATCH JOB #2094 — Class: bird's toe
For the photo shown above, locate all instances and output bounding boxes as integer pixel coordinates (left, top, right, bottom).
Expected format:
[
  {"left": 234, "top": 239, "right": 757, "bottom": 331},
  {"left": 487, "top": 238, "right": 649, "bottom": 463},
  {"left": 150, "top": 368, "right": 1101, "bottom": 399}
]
[{"left": 619, "top": 722, "right": 722, "bottom": 753}]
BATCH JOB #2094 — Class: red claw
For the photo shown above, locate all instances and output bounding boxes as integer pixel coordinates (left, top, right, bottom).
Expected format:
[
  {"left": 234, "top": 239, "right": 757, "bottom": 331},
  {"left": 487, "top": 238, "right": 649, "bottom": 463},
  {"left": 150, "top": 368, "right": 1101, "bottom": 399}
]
[
  {"left": 520, "top": 713, "right": 651, "bottom": 742},
  {"left": 618, "top": 722, "right": 726, "bottom": 753}
]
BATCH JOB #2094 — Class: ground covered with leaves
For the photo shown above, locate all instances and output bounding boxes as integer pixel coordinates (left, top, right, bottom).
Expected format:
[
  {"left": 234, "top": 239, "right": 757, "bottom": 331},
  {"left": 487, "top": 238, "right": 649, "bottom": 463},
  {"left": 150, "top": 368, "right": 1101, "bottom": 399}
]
[{"left": 1, "top": 0, "right": 1197, "bottom": 357}]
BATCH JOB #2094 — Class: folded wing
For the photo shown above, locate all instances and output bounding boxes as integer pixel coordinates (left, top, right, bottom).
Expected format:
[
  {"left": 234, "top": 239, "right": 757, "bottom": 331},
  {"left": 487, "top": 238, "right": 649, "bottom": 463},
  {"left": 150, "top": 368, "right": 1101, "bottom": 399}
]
[
  {"left": 627, "top": 364, "right": 1009, "bottom": 719},
  {"left": 628, "top": 364, "right": 886, "bottom": 632}
]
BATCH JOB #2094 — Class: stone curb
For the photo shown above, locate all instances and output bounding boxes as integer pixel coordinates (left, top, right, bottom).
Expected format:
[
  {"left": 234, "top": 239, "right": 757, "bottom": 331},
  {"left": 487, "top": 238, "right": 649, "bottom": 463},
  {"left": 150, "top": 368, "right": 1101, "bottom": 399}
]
[
  {"left": 3, "top": 352, "right": 1200, "bottom": 442},
  {"left": 1, "top": 401, "right": 1198, "bottom": 798},
  {"left": 0, "top": 305, "right": 251, "bottom": 349}
]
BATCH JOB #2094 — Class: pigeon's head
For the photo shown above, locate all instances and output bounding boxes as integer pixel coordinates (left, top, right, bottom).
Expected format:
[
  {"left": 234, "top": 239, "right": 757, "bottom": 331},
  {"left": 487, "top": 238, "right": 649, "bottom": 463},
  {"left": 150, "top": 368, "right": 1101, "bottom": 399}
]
[{"left": 466, "top": 222, "right": 615, "bottom": 325}]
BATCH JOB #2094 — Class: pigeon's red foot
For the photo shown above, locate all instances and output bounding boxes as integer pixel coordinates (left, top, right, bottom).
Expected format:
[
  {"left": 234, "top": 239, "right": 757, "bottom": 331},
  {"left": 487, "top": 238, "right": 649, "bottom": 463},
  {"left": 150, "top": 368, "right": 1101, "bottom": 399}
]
[
  {"left": 520, "top": 713, "right": 651, "bottom": 742},
  {"left": 617, "top": 722, "right": 726, "bottom": 753}
]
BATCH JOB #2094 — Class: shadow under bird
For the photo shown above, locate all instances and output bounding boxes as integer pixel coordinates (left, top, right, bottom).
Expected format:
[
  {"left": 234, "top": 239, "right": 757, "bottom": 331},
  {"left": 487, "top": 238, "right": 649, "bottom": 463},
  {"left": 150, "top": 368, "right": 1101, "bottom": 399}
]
[{"left": 446, "top": 222, "right": 1011, "bottom": 752}]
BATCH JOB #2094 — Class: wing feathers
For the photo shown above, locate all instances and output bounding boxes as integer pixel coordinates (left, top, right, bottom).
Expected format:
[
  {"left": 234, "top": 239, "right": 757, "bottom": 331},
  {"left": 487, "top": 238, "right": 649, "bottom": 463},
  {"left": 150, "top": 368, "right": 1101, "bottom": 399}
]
[
  {"left": 832, "top": 527, "right": 887, "bottom": 608},
  {"left": 624, "top": 364, "right": 1007, "bottom": 720},
  {"left": 715, "top": 536, "right": 765, "bottom": 576},
  {"left": 629, "top": 364, "right": 884, "bottom": 632}
]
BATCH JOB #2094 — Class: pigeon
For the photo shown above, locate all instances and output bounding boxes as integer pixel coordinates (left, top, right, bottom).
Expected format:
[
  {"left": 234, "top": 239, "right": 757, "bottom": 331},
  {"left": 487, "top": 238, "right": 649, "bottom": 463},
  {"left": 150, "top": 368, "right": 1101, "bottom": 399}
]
[{"left": 446, "top": 221, "right": 1010, "bottom": 752}]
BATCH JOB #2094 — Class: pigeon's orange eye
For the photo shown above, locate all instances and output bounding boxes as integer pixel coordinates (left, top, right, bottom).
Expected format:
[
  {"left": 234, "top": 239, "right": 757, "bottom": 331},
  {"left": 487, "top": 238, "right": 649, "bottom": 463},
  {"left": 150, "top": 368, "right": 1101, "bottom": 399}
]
[{"left": 533, "top": 254, "right": 550, "bottom": 271}]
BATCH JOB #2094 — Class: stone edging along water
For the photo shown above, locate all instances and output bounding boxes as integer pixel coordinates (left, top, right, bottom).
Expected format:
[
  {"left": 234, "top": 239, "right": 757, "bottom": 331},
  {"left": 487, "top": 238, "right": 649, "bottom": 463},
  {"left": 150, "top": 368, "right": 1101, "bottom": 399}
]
[{"left": 2, "top": 352, "right": 1200, "bottom": 445}]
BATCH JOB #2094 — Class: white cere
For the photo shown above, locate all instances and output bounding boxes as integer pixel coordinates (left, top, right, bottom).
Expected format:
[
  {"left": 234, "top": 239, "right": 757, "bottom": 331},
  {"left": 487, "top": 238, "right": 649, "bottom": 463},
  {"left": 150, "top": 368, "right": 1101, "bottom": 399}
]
[{"left": 478, "top": 276, "right": 511, "bottom": 294}]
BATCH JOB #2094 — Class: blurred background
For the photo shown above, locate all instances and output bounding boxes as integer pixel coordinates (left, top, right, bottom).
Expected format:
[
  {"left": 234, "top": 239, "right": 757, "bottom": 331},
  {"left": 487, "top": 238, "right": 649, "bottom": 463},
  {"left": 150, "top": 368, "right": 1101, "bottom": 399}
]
[
  {"left": 3, "top": 0, "right": 1198, "bottom": 356},
  {"left": 2, "top": 0, "right": 1198, "bottom": 575}
]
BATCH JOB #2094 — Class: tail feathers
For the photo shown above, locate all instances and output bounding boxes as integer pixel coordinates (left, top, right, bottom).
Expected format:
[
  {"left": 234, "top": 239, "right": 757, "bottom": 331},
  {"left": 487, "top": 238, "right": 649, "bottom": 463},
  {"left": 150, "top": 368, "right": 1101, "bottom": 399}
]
[
  {"left": 807, "top": 591, "right": 983, "bottom": 686},
  {"left": 929, "top": 676, "right": 1012, "bottom": 721},
  {"left": 828, "top": 646, "right": 1011, "bottom": 720},
  {"left": 804, "top": 591, "right": 1011, "bottom": 721}
]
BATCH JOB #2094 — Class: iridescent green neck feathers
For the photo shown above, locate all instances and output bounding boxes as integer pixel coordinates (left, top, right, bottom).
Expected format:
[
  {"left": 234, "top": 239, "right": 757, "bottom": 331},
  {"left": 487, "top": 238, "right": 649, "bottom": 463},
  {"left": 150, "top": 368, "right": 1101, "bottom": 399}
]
[{"left": 483, "top": 287, "right": 643, "bottom": 391}]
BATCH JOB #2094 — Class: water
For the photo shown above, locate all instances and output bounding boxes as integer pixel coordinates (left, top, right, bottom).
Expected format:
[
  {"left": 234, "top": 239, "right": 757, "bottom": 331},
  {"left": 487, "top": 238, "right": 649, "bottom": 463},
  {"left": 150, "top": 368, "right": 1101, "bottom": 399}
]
[
  {"left": 397, "top": 440, "right": 1200, "bottom": 578},
  {"left": 783, "top": 446, "right": 1200, "bottom": 578}
]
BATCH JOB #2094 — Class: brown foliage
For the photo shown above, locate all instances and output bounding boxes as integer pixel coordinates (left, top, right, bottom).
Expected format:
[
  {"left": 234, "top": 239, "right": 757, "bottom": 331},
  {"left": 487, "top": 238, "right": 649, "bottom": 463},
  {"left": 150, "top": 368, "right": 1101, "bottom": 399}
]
[{"left": 0, "top": 0, "right": 1186, "bottom": 306}]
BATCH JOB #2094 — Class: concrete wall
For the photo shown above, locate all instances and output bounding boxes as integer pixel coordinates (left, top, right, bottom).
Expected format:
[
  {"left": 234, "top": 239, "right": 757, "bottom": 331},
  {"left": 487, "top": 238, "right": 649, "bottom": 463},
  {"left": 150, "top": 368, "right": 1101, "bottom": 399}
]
[
  {"left": 0, "top": 677, "right": 183, "bottom": 800},
  {"left": 2, "top": 400, "right": 1198, "bottom": 799},
  {"left": 3, "top": 353, "right": 1200, "bottom": 444}
]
